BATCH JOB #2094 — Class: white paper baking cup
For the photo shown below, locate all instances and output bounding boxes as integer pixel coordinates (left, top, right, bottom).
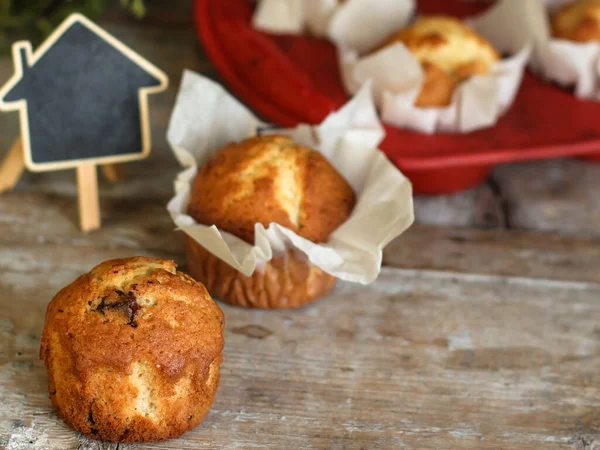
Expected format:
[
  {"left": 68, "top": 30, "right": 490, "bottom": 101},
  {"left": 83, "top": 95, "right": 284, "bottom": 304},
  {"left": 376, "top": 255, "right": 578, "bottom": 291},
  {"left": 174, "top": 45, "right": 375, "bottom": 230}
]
[{"left": 166, "top": 71, "right": 414, "bottom": 284}]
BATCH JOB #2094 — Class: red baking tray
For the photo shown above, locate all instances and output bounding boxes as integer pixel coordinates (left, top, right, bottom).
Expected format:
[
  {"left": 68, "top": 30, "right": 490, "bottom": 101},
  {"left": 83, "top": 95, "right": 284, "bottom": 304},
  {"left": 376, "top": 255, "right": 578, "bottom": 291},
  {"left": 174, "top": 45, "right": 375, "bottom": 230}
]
[{"left": 194, "top": 0, "right": 600, "bottom": 194}]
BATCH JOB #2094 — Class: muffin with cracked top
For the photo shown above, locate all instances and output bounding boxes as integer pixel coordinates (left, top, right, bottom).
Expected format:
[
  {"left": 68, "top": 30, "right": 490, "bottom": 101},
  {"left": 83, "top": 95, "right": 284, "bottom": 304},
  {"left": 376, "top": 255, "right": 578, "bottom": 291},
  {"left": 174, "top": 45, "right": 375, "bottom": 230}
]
[
  {"left": 378, "top": 15, "right": 500, "bottom": 107},
  {"left": 40, "top": 257, "right": 224, "bottom": 443},
  {"left": 186, "top": 134, "right": 356, "bottom": 309}
]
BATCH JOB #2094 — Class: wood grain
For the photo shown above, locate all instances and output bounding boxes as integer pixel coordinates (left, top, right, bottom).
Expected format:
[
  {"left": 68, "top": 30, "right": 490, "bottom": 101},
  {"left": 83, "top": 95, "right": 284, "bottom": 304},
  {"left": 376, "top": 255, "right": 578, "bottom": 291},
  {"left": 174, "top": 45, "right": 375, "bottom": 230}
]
[
  {"left": 492, "top": 159, "right": 600, "bottom": 237},
  {"left": 2, "top": 190, "right": 599, "bottom": 285},
  {"left": 384, "top": 223, "right": 600, "bottom": 283},
  {"left": 2, "top": 260, "right": 600, "bottom": 450}
]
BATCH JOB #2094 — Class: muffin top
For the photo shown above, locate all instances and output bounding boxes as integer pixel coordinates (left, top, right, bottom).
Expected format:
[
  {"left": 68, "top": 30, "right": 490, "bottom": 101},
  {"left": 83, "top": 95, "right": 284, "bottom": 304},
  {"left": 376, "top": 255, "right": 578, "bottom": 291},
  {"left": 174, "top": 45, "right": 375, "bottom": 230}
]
[
  {"left": 41, "top": 257, "right": 224, "bottom": 380},
  {"left": 380, "top": 16, "right": 500, "bottom": 80},
  {"left": 414, "top": 62, "right": 458, "bottom": 107},
  {"left": 187, "top": 135, "right": 356, "bottom": 244},
  {"left": 552, "top": 0, "right": 600, "bottom": 42}
]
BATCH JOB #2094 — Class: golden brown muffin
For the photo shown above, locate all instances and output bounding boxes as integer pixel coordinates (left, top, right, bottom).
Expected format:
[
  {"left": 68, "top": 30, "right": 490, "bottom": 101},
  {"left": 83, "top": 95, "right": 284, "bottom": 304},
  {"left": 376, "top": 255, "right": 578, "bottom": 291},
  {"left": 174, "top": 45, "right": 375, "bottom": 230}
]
[
  {"left": 552, "top": 0, "right": 600, "bottom": 42},
  {"left": 379, "top": 15, "right": 500, "bottom": 107},
  {"left": 189, "top": 135, "right": 356, "bottom": 244},
  {"left": 40, "top": 257, "right": 225, "bottom": 443},
  {"left": 186, "top": 135, "right": 355, "bottom": 309}
]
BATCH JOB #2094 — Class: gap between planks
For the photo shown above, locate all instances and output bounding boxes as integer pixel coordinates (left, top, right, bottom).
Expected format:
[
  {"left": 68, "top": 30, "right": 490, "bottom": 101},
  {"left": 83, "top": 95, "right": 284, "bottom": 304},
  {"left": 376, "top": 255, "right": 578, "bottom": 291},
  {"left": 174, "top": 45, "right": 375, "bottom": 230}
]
[{"left": 376, "top": 266, "right": 600, "bottom": 291}]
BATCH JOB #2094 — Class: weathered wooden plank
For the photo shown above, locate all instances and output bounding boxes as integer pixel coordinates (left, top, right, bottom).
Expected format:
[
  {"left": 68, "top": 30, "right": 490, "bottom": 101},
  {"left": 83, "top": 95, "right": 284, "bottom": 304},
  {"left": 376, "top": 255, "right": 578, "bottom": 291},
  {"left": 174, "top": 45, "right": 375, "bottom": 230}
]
[
  {"left": 0, "top": 192, "right": 184, "bottom": 259},
  {"left": 413, "top": 183, "right": 505, "bottom": 229},
  {"left": 384, "top": 223, "right": 600, "bottom": 283},
  {"left": 1, "top": 190, "right": 599, "bottom": 286},
  {"left": 2, "top": 190, "right": 599, "bottom": 287},
  {"left": 492, "top": 159, "right": 600, "bottom": 237},
  {"left": 1, "top": 260, "right": 599, "bottom": 449}
]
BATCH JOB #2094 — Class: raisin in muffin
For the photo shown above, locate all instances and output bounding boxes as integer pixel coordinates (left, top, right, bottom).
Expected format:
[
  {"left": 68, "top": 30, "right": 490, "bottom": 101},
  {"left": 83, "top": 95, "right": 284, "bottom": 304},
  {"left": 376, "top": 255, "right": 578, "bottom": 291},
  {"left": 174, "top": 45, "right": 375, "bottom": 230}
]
[
  {"left": 552, "top": 0, "right": 600, "bottom": 42},
  {"left": 186, "top": 134, "right": 356, "bottom": 309},
  {"left": 40, "top": 257, "right": 225, "bottom": 442},
  {"left": 378, "top": 15, "right": 500, "bottom": 107}
]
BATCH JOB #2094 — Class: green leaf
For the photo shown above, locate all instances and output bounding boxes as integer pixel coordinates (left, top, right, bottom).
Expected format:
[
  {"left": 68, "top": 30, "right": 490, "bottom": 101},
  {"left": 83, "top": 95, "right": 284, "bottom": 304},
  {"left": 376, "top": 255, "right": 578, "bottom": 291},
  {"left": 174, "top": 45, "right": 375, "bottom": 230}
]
[{"left": 120, "top": 0, "right": 146, "bottom": 19}]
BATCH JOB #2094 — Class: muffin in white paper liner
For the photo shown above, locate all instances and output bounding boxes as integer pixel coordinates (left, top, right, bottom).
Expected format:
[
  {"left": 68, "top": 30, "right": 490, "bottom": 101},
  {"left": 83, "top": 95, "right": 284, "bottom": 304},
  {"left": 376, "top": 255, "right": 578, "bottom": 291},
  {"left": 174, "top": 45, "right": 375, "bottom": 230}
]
[
  {"left": 166, "top": 71, "right": 414, "bottom": 285},
  {"left": 252, "top": 0, "right": 415, "bottom": 38},
  {"left": 487, "top": 0, "right": 600, "bottom": 100},
  {"left": 333, "top": 2, "right": 532, "bottom": 134}
]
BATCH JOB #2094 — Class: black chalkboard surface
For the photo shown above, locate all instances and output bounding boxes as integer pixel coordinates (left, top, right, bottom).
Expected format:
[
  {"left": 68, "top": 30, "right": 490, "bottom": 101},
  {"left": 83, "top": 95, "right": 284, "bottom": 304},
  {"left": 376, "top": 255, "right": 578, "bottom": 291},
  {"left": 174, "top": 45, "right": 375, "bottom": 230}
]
[{"left": 0, "top": 14, "right": 168, "bottom": 171}]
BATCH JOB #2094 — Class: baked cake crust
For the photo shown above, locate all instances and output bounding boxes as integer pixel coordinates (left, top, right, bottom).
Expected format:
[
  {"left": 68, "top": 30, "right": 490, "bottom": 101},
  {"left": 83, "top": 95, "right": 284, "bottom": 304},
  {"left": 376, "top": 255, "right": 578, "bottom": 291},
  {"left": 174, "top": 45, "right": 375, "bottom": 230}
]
[
  {"left": 40, "top": 257, "right": 225, "bottom": 442},
  {"left": 379, "top": 15, "right": 500, "bottom": 107},
  {"left": 188, "top": 135, "right": 356, "bottom": 244}
]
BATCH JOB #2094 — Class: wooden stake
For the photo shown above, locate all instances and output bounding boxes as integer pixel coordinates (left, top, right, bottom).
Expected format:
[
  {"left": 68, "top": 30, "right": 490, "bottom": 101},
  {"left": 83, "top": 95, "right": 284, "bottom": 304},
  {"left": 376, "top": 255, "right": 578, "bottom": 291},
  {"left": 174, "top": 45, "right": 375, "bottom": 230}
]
[
  {"left": 101, "top": 164, "right": 124, "bottom": 183},
  {"left": 0, "top": 137, "right": 25, "bottom": 193},
  {"left": 76, "top": 163, "right": 100, "bottom": 232}
]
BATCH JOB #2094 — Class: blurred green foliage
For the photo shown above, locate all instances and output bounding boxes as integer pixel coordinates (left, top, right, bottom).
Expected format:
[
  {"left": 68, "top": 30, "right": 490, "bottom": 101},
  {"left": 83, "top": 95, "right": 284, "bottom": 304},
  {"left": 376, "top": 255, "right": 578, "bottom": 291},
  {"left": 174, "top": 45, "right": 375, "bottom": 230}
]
[{"left": 0, "top": 0, "right": 146, "bottom": 54}]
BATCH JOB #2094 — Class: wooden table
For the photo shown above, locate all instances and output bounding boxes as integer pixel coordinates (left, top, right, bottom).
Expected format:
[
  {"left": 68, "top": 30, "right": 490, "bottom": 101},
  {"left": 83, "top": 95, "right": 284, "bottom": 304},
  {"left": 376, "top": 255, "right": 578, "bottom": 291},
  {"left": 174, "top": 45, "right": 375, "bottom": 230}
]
[{"left": 1, "top": 3, "right": 599, "bottom": 449}]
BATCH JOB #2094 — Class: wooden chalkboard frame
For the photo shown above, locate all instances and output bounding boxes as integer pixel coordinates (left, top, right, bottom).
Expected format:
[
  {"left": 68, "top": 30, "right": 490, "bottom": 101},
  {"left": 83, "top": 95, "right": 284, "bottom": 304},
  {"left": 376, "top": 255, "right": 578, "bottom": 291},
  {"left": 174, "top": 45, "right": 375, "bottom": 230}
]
[{"left": 0, "top": 13, "right": 168, "bottom": 172}]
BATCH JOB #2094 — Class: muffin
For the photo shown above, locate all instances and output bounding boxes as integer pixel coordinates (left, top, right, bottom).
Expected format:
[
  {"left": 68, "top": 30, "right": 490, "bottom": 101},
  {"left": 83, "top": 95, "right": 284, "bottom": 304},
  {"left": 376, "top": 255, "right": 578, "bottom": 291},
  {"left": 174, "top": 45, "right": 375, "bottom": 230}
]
[
  {"left": 186, "top": 134, "right": 356, "bottom": 309},
  {"left": 552, "top": 0, "right": 600, "bottom": 42},
  {"left": 378, "top": 15, "right": 500, "bottom": 107},
  {"left": 40, "top": 257, "right": 225, "bottom": 442}
]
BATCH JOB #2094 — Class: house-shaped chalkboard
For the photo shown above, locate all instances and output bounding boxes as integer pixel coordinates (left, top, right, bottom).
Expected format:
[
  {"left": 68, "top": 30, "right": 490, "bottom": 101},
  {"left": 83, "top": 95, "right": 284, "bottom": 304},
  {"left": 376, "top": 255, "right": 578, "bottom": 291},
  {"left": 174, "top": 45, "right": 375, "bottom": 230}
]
[{"left": 0, "top": 14, "right": 168, "bottom": 171}]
